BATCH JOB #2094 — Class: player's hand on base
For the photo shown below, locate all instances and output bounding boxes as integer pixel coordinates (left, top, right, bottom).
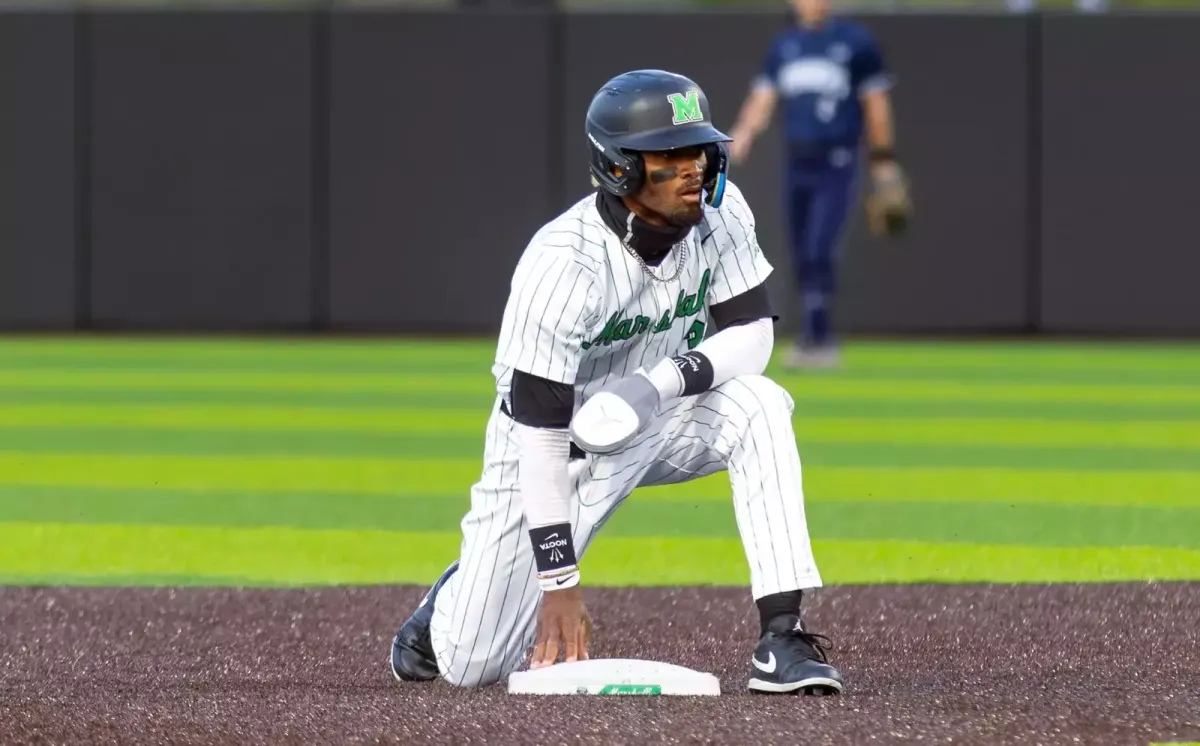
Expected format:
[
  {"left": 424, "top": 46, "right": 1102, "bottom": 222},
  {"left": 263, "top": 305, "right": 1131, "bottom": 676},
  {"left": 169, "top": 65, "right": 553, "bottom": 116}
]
[
  {"left": 569, "top": 371, "right": 661, "bottom": 455},
  {"left": 530, "top": 586, "right": 592, "bottom": 669}
]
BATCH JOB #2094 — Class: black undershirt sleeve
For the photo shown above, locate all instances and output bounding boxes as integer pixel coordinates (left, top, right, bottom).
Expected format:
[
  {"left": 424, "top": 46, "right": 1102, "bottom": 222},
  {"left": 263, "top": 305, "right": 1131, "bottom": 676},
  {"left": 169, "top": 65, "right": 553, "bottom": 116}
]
[
  {"left": 507, "top": 369, "right": 575, "bottom": 429},
  {"left": 709, "top": 283, "right": 778, "bottom": 331}
]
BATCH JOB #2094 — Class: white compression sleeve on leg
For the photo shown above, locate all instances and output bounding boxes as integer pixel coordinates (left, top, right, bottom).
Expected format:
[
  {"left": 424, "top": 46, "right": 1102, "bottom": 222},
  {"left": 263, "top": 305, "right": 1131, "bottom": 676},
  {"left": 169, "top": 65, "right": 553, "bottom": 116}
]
[
  {"left": 645, "top": 317, "right": 775, "bottom": 400},
  {"left": 513, "top": 422, "right": 572, "bottom": 527}
]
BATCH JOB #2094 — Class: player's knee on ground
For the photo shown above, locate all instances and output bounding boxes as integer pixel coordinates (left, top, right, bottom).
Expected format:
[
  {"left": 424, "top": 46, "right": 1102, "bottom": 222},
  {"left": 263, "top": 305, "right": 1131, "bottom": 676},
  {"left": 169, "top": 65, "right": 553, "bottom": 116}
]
[
  {"left": 433, "top": 640, "right": 512, "bottom": 689},
  {"left": 431, "top": 615, "right": 531, "bottom": 689},
  {"left": 714, "top": 374, "right": 795, "bottom": 423}
]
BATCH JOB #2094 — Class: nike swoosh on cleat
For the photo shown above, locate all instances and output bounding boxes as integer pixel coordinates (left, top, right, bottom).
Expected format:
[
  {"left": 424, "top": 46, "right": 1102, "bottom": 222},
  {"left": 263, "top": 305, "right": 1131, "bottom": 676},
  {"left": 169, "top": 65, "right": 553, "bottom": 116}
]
[{"left": 752, "top": 651, "right": 777, "bottom": 674}]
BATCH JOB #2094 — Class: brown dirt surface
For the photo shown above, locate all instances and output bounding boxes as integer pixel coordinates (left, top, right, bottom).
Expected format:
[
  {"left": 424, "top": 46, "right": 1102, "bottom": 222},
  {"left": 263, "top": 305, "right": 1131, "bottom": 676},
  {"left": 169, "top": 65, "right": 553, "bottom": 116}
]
[{"left": 1, "top": 583, "right": 1198, "bottom": 746}]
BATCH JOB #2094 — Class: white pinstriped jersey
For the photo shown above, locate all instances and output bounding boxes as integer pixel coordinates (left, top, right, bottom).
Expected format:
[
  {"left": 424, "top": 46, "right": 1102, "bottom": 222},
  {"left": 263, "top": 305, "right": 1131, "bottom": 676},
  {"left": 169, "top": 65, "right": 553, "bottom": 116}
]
[
  {"left": 428, "top": 183, "right": 824, "bottom": 689},
  {"left": 493, "top": 181, "right": 773, "bottom": 404}
]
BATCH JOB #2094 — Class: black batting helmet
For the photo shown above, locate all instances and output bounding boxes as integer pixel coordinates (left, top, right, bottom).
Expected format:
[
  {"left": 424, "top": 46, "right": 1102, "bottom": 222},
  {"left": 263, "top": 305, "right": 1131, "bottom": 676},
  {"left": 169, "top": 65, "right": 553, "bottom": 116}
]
[{"left": 586, "top": 70, "right": 732, "bottom": 209}]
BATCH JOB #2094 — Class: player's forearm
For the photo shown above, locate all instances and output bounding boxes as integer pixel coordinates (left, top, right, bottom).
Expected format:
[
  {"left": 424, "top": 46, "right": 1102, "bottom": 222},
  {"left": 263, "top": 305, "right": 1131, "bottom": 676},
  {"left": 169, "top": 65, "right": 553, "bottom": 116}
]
[
  {"left": 514, "top": 422, "right": 582, "bottom": 590},
  {"left": 698, "top": 317, "right": 775, "bottom": 384},
  {"left": 733, "top": 88, "right": 776, "bottom": 139},
  {"left": 509, "top": 370, "right": 582, "bottom": 590},
  {"left": 862, "top": 90, "right": 895, "bottom": 154},
  {"left": 644, "top": 317, "right": 774, "bottom": 400},
  {"left": 515, "top": 423, "right": 572, "bottom": 526}
]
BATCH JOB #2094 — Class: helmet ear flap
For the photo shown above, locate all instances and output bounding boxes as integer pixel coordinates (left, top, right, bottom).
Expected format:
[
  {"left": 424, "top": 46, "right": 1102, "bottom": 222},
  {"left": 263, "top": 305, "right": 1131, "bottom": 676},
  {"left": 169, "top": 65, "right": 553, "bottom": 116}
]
[
  {"left": 589, "top": 141, "right": 645, "bottom": 197},
  {"left": 702, "top": 142, "right": 729, "bottom": 208},
  {"left": 620, "top": 149, "right": 646, "bottom": 195}
]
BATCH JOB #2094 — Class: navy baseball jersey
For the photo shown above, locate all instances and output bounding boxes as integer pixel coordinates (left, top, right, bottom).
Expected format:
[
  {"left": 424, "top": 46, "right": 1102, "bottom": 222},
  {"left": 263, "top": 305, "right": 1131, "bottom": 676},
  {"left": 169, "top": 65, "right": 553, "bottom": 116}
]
[{"left": 754, "top": 18, "right": 893, "bottom": 149}]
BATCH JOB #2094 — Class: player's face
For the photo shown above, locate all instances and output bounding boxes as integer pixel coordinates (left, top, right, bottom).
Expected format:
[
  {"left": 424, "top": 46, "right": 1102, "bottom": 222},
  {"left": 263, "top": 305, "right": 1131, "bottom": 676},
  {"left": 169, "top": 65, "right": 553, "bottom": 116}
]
[
  {"left": 629, "top": 146, "right": 708, "bottom": 228},
  {"left": 792, "top": 0, "right": 830, "bottom": 24}
]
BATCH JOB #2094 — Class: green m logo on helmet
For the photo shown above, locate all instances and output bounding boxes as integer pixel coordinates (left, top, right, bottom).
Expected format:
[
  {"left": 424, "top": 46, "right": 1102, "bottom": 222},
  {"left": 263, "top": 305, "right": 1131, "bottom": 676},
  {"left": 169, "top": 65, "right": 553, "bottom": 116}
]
[{"left": 667, "top": 90, "right": 704, "bottom": 125}]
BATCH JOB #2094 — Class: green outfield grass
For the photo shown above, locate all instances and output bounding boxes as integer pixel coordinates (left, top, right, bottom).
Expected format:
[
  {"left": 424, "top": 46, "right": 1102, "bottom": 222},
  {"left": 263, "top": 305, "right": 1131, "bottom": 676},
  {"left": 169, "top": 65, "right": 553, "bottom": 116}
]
[{"left": 0, "top": 337, "right": 1198, "bottom": 588}]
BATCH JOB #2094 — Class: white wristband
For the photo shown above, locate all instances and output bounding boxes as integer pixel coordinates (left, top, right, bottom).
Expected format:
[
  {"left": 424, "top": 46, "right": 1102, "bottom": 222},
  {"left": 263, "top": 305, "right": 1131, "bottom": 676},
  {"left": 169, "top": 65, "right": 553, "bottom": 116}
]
[
  {"left": 645, "top": 359, "right": 686, "bottom": 400},
  {"left": 538, "top": 566, "right": 580, "bottom": 592}
]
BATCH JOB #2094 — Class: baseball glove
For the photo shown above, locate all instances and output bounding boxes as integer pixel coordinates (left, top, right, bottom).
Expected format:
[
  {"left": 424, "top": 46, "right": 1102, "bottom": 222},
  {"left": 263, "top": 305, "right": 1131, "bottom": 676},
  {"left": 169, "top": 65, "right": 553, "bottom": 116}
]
[{"left": 865, "top": 164, "right": 913, "bottom": 238}]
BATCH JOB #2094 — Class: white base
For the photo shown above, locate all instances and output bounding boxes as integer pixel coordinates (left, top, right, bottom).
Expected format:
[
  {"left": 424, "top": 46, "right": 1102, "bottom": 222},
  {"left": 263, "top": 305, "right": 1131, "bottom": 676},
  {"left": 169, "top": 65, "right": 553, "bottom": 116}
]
[{"left": 507, "top": 658, "right": 721, "bottom": 696}]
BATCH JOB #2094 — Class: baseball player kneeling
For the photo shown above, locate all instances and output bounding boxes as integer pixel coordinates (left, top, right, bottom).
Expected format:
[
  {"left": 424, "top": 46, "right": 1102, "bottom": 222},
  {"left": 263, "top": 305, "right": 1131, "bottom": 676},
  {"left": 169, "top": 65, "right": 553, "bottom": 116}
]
[{"left": 389, "top": 69, "right": 844, "bottom": 696}]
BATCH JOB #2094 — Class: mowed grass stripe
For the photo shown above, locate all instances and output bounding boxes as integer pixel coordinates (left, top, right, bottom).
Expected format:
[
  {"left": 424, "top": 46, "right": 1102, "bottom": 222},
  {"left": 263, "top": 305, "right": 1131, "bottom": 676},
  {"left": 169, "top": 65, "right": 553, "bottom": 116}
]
[
  {"left": 2, "top": 338, "right": 1197, "bottom": 371},
  {"left": 0, "top": 573, "right": 280, "bottom": 587},
  {"left": 0, "top": 351, "right": 483, "bottom": 376},
  {"left": 4, "top": 354, "right": 1200, "bottom": 385},
  {"left": 3, "top": 484, "right": 1197, "bottom": 548},
  {"left": 0, "top": 370, "right": 1197, "bottom": 405},
  {"left": 3, "top": 523, "right": 1199, "bottom": 585},
  {"left": 1, "top": 453, "right": 1196, "bottom": 507},
  {"left": 4, "top": 387, "right": 1200, "bottom": 422},
  {"left": 828, "top": 342, "right": 1200, "bottom": 371},
  {"left": 0, "top": 337, "right": 489, "bottom": 365},
  {"left": 782, "top": 366, "right": 1200, "bottom": 386},
  {"left": 0, "top": 430, "right": 1195, "bottom": 470},
  {"left": 4, "top": 404, "right": 1196, "bottom": 450}
]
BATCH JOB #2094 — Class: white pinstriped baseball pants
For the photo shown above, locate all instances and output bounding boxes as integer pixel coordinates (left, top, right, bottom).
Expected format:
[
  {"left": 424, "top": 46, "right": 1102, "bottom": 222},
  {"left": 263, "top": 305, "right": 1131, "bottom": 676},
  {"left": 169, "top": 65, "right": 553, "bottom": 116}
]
[{"left": 428, "top": 373, "right": 823, "bottom": 688}]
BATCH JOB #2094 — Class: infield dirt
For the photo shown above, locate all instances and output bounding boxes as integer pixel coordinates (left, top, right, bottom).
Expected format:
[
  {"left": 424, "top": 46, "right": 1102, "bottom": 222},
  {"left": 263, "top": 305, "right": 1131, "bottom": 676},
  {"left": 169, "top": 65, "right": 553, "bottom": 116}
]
[{"left": 2, "top": 583, "right": 1198, "bottom": 745}]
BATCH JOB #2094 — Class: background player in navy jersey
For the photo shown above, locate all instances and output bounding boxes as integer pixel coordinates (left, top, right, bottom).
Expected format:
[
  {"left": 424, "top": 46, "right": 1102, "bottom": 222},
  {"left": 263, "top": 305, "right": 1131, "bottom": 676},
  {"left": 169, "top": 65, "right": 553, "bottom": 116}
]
[{"left": 728, "top": 0, "right": 911, "bottom": 368}]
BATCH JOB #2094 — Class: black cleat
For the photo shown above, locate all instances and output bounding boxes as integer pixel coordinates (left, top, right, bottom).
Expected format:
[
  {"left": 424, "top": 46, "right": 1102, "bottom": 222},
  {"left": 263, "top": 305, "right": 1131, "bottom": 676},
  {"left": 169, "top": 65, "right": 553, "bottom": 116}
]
[
  {"left": 747, "top": 614, "right": 844, "bottom": 695},
  {"left": 390, "top": 560, "right": 459, "bottom": 682}
]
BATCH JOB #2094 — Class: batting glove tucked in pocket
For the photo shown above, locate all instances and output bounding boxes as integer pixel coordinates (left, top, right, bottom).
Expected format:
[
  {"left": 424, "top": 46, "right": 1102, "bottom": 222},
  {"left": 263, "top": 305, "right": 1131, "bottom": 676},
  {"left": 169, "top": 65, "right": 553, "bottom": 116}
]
[{"left": 569, "top": 371, "right": 661, "bottom": 455}]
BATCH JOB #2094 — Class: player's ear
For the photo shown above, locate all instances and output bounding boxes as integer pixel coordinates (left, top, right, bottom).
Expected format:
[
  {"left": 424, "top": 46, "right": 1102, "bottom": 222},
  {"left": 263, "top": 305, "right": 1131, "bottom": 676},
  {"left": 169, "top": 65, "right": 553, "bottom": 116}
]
[{"left": 612, "top": 165, "right": 623, "bottom": 178}]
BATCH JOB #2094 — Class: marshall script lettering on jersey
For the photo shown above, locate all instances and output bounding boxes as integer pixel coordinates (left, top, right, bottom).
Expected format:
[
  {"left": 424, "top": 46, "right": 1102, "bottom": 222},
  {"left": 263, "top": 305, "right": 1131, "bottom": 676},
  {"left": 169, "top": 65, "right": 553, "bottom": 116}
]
[{"left": 581, "top": 269, "right": 710, "bottom": 351}]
